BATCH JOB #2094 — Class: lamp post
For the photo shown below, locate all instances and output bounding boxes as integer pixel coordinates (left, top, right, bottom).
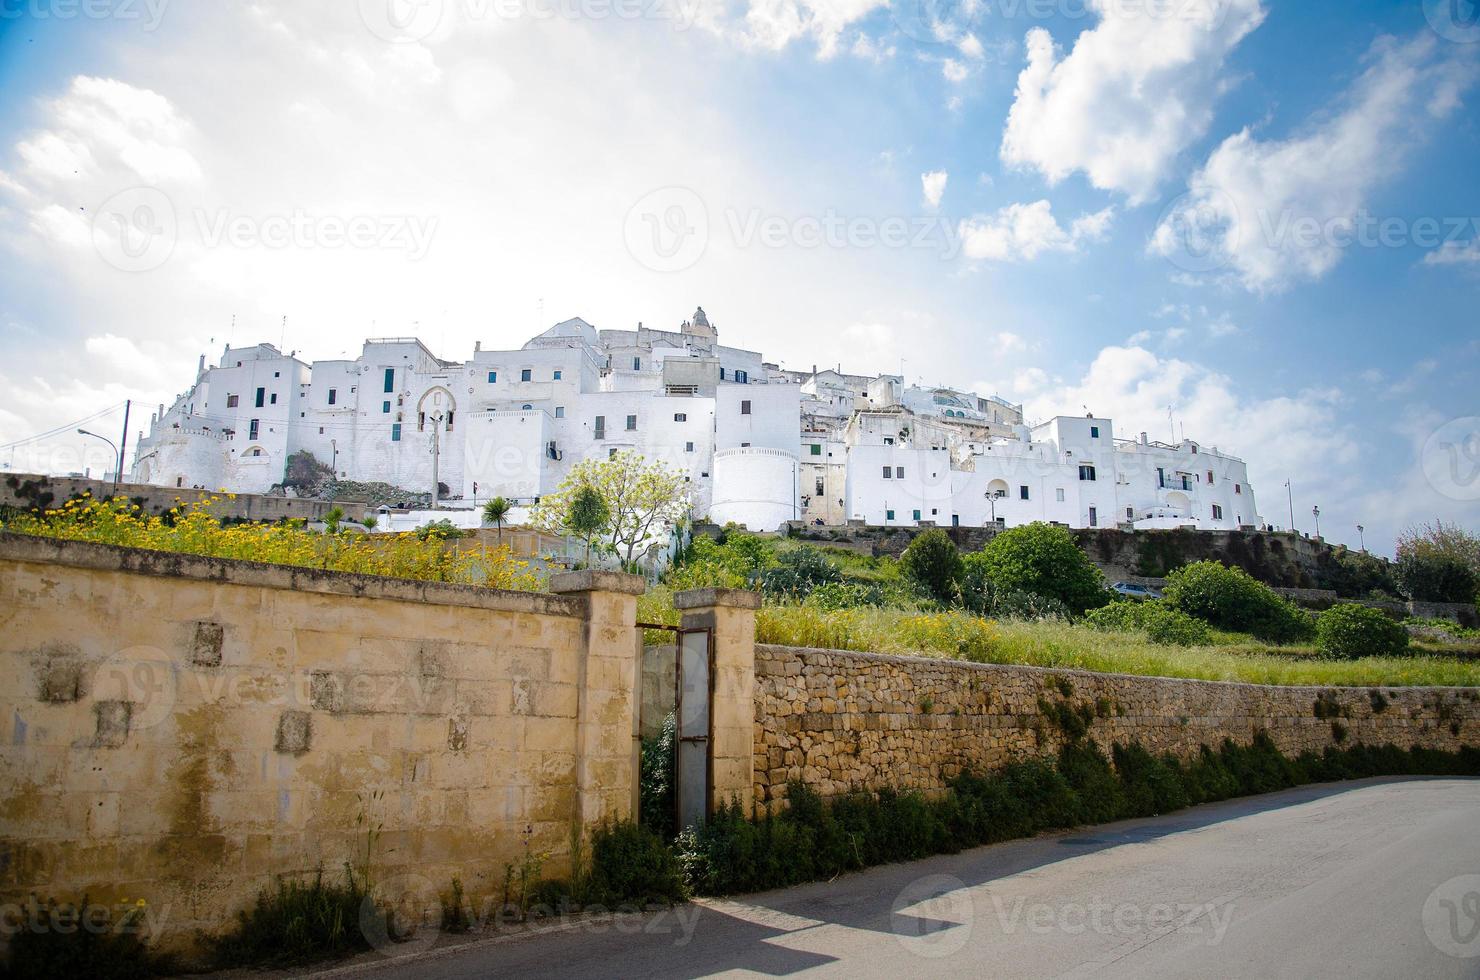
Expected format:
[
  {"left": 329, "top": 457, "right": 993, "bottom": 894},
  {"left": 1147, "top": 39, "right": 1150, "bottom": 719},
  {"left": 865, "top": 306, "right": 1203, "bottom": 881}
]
[
  {"left": 1284, "top": 479, "right": 1296, "bottom": 533},
  {"left": 1312, "top": 505, "right": 1321, "bottom": 540},
  {"left": 1357, "top": 524, "right": 1365, "bottom": 552},
  {"left": 77, "top": 429, "right": 119, "bottom": 487}
]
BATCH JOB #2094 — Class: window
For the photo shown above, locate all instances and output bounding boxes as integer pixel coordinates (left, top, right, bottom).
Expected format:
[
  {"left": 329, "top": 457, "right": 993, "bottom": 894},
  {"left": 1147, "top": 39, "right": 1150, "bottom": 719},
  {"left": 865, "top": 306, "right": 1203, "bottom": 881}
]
[
  {"left": 633, "top": 357, "right": 641, "bottom": 371},
  {"left": 720, "top": 368, "right": 727, "bottom": 380},
  {"left": 1078, "top": 464, "right": 1097, "bottom": 482},
  {"left": 884, "top": 437, "right": 894, "bottom": 446},
  {"left": 273, "top": 371, "right": 280, "bottom": 378},
  {"left": 327, "top": 389, "right": 337, "bottom": 405},
  {"left": 609, "top": 448, "right": 618, "bottom": 459},
  {"left": 269, "top": 393, "right": 277, "bottom": 405},
  {"left": 382, "top": 400, "right": 391, "bottom": 414},
  {"left": 1235, "top": 483, "right": 1242, "bottom": 495},
  {"left": 809, "top": 444, "right": 822, "bottom": 456},
  {"left": 555, "top": 406, "right": 565, "bottom": 419},
  {"left": 318, "top": 427, "right": 324, "bottom": 434},
  {"left": 487, "top": 371, "right": 497, "bottom": 383},
  {"left": 895, "top": 467, "right": 904, "bottom": 479},
  {"left": 227, "top": 394, "right": 239, "bottom": 408},
  {"left": 741, "top": 442, "right": 751, "bottom": 448},
  {"left": 815, "top": 479, "right": 825, "bottom": 495},
  {"left": 446, "top": 411, "right": 453, "bottom": 431},
  {"left": 1213, "top": 504, "right": 1224, "bottom": 520},
  {"left": 736, "top": 370, "right": 748, "bottom": 384},
  {"left": 521, "top": 404, "right": 532, "bottom": 411},
  {"left": 383, "top": 368, "right": 395, "bottom": 393},
  {"left": 1019, "top": 485, "right": 1030, "bottom": 500},
  {"left": 1207, "top": 470, "right": 1215, "bottom": 484},
  {"left": 1127, "top": 507, "right": 1134, "bottom": 520},
  {"left": 913, "top": 510, "right": 922, "bottom": 521},
  {"left": 418, "top": 411, "right": 426, "bottom": 431},
  {"left": 626, "top": 414, "right": 637, "bottom": 431},
  {"left": 594, "top": 415, "right": 606, "bottom": 438},
  {"left": 391, "top": 423, "right": 401, "bottom": 441},
  {"left": 740, "top": 400, "right": 751, "bottom": 415},
  {"left": 674, "top": 413, "right": 687, "bottom": 422},
  {"left": 254, "top": 388, "right": 265, "bottom": 408},
  {"left": 249, "top": 448, "right": 262, "bottom": 457},
  {"left": 1056, "top": 488, "right": 1066, "bottom": 503},
  {"left": 520, "top": 368, "right": 532, "bottom": 382},
  {"left": 553, "top": 370, "right": 562, "bottom": 380},
  {"left": 882, "top": 466, "right": 892, "bottom": 479},
  {"left": 685, "top": 441, "right": 694, "bottom": 452},
  {"left": 1089, "top": 507, "right": 1098, "bottom": 527},
  {"left": 1090, "top": 425, "right": 1100, "bottom": 439},
  {"left": 248, "top": 419, "right": 260, "bottom": 439},
  {"left": 886, "top": 509, "right": 895, "bottom": 521}
]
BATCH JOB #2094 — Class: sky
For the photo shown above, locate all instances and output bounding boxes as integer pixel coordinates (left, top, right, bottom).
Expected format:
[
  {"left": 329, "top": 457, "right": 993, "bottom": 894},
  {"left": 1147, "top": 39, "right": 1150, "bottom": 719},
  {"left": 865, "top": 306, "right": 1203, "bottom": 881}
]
[{"left": 0, "top": 0, "right": 1477, "bottom": 556}]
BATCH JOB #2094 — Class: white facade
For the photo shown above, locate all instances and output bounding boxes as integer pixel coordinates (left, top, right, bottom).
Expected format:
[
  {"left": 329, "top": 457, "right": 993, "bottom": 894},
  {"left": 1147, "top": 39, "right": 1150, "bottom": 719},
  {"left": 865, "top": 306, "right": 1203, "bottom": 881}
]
[{"left": 131, "top": 308, "right": 1262, "bottom": 534}]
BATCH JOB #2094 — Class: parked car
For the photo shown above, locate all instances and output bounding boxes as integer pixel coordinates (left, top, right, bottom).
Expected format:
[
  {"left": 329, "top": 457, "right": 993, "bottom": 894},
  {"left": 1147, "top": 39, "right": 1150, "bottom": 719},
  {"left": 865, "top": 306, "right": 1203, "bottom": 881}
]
[{"left": 1111, "top": 581, "right": 1163, "bottom": 600}]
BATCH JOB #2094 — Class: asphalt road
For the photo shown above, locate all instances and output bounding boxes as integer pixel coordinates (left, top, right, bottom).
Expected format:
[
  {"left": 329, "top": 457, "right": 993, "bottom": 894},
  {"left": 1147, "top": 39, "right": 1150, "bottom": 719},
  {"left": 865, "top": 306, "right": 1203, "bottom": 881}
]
[{"left": 309, "top": 778, "right": 1480, "bottom": 980}]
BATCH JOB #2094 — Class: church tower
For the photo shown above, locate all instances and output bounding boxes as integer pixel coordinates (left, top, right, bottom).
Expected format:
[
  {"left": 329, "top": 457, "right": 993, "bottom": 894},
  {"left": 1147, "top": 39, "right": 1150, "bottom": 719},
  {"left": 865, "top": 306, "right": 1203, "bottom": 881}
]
[{"left": 680, "top": 305, "right": 717, "bottom": 341}]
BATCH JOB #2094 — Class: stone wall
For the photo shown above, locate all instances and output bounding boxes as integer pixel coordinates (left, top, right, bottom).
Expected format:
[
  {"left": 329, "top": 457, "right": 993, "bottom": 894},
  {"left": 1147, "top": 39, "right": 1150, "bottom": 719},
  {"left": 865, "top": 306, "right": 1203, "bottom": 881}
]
[
  {"left": 0, "top": 534, "right": 643, "bottom": 952},
  {"left": 753, "top": 644, "right": 1480, "bottom": 806},
  {"left": 1, "top": 472, "right": 368, "bottom": 523}
]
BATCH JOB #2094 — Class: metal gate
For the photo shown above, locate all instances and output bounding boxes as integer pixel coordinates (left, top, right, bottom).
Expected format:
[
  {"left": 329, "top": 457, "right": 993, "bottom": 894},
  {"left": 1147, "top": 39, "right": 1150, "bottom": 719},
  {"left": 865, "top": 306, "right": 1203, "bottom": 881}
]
[{"left": 638, "top": 623, "right": 713, "bottom": 833}]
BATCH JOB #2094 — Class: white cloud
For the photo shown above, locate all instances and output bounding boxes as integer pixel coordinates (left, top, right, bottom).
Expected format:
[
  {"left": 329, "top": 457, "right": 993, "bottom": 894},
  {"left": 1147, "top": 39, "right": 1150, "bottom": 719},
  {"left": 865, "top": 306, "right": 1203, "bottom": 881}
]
[
  {"left": 1424, "top": 240, "right": 1480, "bottom": 267},
  {"left": 921, "top": 169, "right": 948, "bottom": 209},
  {"left": 993, "top": 330, "right": 1027, "bottom": 354},
  {"left": 958, "top": 34, "right": 984, "bottom": 60},
  {"left": 1151, "top": 33, "right": 1478, "bottom": 293},
  {"left": 957, "top": 200, "right": 1114, "bottom": 262},
  {"left": 942, "top": 57, "right": 968, "bottom": 83},
  {"left": 851, "top": 32, "right": 895, "bottom": 62},
  {"left": 736, "top": 0, "right": 891, "bottom": 59},
  {"left": 1000, "top": 0, "right": 1267, "bottom": 203}
]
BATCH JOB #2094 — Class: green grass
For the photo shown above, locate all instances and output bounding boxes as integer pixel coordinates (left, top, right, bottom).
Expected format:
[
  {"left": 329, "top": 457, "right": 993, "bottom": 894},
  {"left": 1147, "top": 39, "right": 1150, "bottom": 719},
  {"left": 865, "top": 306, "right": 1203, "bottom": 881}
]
[{"left": 750, "top": 603, "right": 1480, "bottom": 688}]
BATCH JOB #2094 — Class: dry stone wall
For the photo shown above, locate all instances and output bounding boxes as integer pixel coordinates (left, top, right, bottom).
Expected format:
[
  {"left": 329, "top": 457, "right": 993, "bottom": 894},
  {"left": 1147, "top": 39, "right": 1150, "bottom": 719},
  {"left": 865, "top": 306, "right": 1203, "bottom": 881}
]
[{"left": 753, "top": 643, "right": 1480, "bottom": 806}]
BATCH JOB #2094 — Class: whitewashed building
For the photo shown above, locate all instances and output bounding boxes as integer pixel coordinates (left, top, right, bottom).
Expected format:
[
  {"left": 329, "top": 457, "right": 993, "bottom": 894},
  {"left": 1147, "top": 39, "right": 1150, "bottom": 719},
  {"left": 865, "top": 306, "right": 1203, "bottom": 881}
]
[{"left": 131, "top": 308, "right": 1261, "bottom": 533}]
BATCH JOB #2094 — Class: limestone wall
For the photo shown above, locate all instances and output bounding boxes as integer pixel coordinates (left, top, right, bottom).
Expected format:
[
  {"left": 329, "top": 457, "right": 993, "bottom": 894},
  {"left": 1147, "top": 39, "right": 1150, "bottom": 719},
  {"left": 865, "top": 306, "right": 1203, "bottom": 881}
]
[
  {"left": 0, "top": 534, "right": 642, "bottom": 951},
  {"left": 753, "top": 644, "right": 1480, "bottom": 806}
]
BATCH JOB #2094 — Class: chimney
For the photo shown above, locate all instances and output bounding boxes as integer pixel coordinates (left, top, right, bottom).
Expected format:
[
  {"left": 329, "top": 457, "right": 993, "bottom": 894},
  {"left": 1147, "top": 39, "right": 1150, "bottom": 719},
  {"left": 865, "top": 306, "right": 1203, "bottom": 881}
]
[{"left": 1140, "top": 432, "right": 1148, "bottom": 445}]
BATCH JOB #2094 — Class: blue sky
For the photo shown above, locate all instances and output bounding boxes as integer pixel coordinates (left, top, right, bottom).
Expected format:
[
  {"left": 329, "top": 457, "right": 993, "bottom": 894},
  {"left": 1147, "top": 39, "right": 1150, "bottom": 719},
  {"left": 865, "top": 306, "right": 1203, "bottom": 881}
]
[{"left": 0, "top": 0, "right": 1477, "bottom": 555}]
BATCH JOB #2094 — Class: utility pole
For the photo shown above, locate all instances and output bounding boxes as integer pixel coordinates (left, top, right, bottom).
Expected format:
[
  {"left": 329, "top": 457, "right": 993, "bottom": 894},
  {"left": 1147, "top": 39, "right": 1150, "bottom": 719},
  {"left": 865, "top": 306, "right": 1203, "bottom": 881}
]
[
  {"left": 117, "top": 399, "right": 131, "bottom": 487},
  {"left": 1357, "top": 524, "right": 1365, "bottom": 552},
  {"left": 1312, "top": 505, "right": 1321, "bottom": 540},
  {"left": 1285, "top": 480, "right": 1295, "bottom": 533},
  {"left": 430, "top": 412, "right": 444, "bottom": 511}
]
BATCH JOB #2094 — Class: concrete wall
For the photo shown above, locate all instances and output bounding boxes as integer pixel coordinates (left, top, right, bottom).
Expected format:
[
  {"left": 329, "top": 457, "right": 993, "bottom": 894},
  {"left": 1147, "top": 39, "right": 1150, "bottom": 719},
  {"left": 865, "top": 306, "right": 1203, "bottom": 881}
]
[
  {"left": 0, "top": 534, "right": 644, "bottom": 952},
  {"left": 1, "top": 472, "right": 368, "bottom": 524},
  {"left": 753, "top": 644, "right": 1480, "bottom": 807}
]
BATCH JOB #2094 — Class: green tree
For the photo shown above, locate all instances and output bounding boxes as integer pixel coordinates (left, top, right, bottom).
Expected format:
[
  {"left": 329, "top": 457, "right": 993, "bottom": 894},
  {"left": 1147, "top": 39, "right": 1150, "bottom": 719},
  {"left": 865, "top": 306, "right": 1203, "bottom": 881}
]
[
  {"left": 530, "top": 452, "right": 688, "bottom": 565},
  {"left": 966, "top": 523, "right": 1108, "bottom": 614},
  {"left": 567, "top": 484, "right": 611, "bottom": 567},
  {"left": 1162, "top": 560, "right": 1312, "bottom": 642},
  {"left": 481, "top": 496, "right": 512, "bottom": 543},
  {"left": 1394, "top": 521, "right": 1479, "bottom": 603},
  {"left": 900, "top": 529, "right": 963, "bottom": 605}
]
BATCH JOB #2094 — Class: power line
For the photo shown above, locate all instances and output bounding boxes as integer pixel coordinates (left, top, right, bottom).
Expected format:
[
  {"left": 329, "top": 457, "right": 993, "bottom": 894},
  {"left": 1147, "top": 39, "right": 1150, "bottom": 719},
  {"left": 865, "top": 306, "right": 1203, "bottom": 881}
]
[{"left": 0, "top": 401, "right": 128, "bottom": 453}]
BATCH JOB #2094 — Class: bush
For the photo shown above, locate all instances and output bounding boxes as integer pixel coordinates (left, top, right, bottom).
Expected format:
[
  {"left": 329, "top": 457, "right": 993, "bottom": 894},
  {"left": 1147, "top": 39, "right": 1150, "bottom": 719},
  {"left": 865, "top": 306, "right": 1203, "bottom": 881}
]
[
  {"left": 967, "top": 523, "right": 1109, "bottom": 614},
  {"left": 1163, "top": 561, "right": 1314, "bottom": 642},
  {"left": 1316, "top": 605, "right": 1410, "bottom": 660},
  {"left": 2, "top": 897, "right": 162, "bottom": 980},
  {"left": 213, "top": 866, "right": 369, "bottom": 968},
  {"left": 900, "top": 529, "right": 964, "bottom": 605},
  {"left": 639, "top": 714, "right": 676, "bottom": 840},
  {"left": 1082, "top": 600, "right": 1212, "bottom": 646},
  {"left": 1394, "top": 550, "right": 1477, "bottom": 604},
  {"left": 1316, "top": 547, "right": 1398, "bottom": 599},
  {"left": 586, "top": 821, "right": 685, "bottom": 906},
  {"left": 757, "top": 547, "right": 842, "bottom": 600},
  {"left": 958, "top": 573, "right": 1071, "bottom": 620}
]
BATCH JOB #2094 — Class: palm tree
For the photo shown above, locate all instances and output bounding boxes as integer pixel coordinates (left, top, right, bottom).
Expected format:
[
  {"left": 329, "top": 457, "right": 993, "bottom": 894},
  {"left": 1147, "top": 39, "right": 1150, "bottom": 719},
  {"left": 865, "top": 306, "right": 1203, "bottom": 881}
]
[{"left": 482, "top": 496, "right": 511, "bottom": 543}]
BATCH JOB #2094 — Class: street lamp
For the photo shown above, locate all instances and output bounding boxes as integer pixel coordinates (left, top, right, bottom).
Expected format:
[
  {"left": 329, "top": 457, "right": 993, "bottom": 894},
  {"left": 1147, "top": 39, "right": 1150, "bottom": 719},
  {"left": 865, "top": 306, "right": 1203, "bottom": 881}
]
[
  {"left": 78, "top": 428, "right": 120, "bottom": 487},
  {"left": 1312, "top": 505, "right": 1321, "bottom": 540},
  {"left": 1357, "top": 524, "right": 1365, "bottom": 552}
]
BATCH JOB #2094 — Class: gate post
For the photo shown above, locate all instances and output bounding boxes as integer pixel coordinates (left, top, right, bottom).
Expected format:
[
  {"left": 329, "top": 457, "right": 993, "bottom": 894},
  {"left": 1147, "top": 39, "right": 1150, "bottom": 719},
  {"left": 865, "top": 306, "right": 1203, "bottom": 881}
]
[
  {"left": 550, "top": 570, "right": 647, "bottom": 830},
  {"left": 673, "top": 588, "right": 760, "bottom": 817}
]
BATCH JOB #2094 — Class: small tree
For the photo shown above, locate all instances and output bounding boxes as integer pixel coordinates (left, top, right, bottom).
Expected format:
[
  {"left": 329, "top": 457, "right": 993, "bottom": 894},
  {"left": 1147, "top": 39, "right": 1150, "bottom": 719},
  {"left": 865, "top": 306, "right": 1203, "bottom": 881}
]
[
  {"left": 482, "top": 496, "right": 512, "bottom": 543},
  {"left": 530, "top": 452, "right": 687, "bottom": 565},
  {"left": 322, "top": 506, "right": 344, "bottom": 534},
  {"left": 967, "top": 522, "right": 1108, "bottom": 614},
  {"left": 1316, "top": 605, "right": 1409, "bottom": 660},
  {"left": 900, "top": 529, "right": 963, "bottom": 605},
  {"left": 567, "top": 485, "right": 610, "bottom": 567}
]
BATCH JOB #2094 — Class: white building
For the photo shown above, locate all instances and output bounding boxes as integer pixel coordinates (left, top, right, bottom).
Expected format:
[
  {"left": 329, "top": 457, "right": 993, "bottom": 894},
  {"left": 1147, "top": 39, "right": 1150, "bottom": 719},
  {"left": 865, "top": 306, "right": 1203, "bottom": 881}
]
[{"left": 131, "top": 308, "right": 1261, "bottom": 534}]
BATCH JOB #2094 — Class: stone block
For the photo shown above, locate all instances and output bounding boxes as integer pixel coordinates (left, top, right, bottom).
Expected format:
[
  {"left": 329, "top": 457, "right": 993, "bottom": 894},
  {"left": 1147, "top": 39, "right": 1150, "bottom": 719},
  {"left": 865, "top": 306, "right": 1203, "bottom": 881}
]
[
  {"left": 40, "top": 662, "right": 81, "bottom": 703},
  {"left": 190, "top": 621, "right": 225, "bottom": 666},
  {"left": 275, "top": 710, "right": 312, "bottom": 755},
  {"left": 92, "top": 700, "right": 131, "bottom": 748}
]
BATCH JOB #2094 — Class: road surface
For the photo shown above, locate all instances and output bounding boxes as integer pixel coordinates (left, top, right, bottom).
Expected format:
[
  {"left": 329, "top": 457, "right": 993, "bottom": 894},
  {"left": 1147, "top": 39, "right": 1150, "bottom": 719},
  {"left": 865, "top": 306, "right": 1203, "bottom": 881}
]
[{"left": 308, "top": 778, "right": 1480, "bottom": 980}]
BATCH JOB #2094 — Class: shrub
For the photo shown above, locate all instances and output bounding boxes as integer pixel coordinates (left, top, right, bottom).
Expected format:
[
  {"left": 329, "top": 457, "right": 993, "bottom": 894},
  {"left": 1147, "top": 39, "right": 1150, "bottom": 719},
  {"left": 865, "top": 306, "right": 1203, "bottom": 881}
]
[
  {"left": 1163, "top": 561, "right": 1314, "bottom": 642},
  {"left": 1082, "top": 600, "right": 1212, "bottom": 646},
  {"left": 213, "top": 866, "right": 369, "bottom": 968},
  {"left": 757, "top": 547, "right": 841, "bottom": 600},
  {"left": 1316, "top": 605, "right": 1410, "bottom": 660},
  {"left": 900, "top": 529, "right": 964, "bottom": 605},
  {"left": 586, "top": 820, "right": 685, "bottom": 906},
  {"left": 1394, "top": 550, "right": 1477, "bottom": 604},
  {"left": 967, "top": 523, "right": 1109, "bottom": 614},
  {"left": 3, "top": 897, "right": 162, "bottom": 980},
  {"left": 1316, "top": 547, "right": 1398, "bottom": 599},
  {"left": 639, "top": 714, "right": 676, "bottom": 841}
]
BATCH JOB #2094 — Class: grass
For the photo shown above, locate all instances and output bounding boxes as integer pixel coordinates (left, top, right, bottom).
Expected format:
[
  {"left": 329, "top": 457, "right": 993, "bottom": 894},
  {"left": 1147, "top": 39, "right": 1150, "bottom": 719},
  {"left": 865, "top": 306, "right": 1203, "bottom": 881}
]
[{"left": 752, "top": 603, "right": 1480, "bottom": 688}]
